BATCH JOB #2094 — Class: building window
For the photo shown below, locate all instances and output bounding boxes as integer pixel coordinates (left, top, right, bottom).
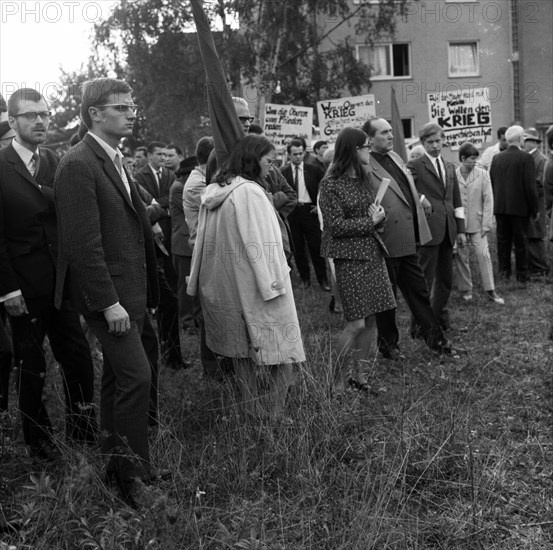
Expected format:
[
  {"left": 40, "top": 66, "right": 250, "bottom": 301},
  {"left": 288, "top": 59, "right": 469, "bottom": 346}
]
[
  {"left": 357, "top": 43, "right": 411, "bottom": 80},
  {"left": 448, "top": 42, "right": 479, "bottom": 77}
]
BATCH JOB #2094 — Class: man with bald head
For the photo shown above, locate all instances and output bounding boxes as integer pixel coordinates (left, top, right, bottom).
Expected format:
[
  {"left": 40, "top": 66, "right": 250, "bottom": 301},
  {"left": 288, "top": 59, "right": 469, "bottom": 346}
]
[
  {"left": 363, "top": 118, "right": 452, "bottom": 356},
  {"left": 489, "top": 125, "right": 539, "bottom": 282}
]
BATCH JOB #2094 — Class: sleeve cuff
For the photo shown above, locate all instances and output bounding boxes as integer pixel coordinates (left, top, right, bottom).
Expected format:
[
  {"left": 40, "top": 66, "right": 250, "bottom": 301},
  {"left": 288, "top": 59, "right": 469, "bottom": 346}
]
[
  {"left": 100, "top": 302, "right": 120, "bottom": 312},
  {"left": 0, "top": 290, "right": 22, "bottom": 302}
]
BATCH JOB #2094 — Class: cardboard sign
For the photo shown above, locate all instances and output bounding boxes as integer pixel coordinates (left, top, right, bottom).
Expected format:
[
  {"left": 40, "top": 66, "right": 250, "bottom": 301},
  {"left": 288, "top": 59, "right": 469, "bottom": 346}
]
[
  {"left": 427, "top": 87, "right": 493, "bottom": 150},
  {"left": 263, "top": 103, "right": 313, "bottom": 151},
  {"left": 317, "top": 94, "right": 376, "bottom": 144}
]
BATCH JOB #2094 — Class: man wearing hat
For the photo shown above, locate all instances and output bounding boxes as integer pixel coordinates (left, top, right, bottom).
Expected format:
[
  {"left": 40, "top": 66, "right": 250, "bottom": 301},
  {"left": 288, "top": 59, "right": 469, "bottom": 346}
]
[{"left": 523, "top": 127, "right": 549, "bottom": 277}]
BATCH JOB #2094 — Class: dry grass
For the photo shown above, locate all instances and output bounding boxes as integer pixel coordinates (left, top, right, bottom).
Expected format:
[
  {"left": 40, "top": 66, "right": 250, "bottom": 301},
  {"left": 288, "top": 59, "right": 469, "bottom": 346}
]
[{"left": 1, "top": 244, "right": 552, "bottom": 549}]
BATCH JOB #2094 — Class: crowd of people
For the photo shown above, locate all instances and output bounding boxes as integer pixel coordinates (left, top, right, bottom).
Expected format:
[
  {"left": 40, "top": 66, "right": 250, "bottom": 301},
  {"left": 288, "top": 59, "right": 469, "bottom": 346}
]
[{"left": 0, "top": 78, "right": 552, "bottom": 508}]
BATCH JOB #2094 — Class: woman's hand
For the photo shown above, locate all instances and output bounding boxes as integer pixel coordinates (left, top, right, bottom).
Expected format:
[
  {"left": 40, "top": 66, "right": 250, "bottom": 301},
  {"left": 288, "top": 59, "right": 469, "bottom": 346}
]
[{"left": 369, "top": 203, "right": 385, "bottom": 225}]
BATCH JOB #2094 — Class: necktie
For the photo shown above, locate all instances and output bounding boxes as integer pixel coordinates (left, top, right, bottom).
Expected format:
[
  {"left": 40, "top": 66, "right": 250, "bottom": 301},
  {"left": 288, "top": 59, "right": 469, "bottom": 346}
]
[
  {"left": 436, "top": 158, "right": 445, "bottom": 186},
  {"left": 30, "top": 152, "right": 40, "bottom": 177},
  {"left": 294, "top": 165, "right": 299, "bottom": 188},
  {"left": 113, "top": 154, "right": 123, "bottom": 177},
  {"left": 155, "top": 169, "right": 162, "bottom": 194}
]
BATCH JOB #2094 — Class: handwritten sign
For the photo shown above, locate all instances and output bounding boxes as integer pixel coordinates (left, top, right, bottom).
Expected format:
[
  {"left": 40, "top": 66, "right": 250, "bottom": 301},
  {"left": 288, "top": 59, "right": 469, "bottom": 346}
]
[
  {"left": 263, "top": 103, "right": 313, "bottom": 151},
  {"left": 427, "top": 87, "right": 493, "bottom": 150},
  {"left": 316, "top": 94, "right": 376, "bottom": 143}
]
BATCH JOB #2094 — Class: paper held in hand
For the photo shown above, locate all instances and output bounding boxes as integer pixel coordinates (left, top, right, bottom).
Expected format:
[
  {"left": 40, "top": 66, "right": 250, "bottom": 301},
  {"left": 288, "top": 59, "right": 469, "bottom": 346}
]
[{"left": 374, "top": 178, "right": 390, "bottom": 206}]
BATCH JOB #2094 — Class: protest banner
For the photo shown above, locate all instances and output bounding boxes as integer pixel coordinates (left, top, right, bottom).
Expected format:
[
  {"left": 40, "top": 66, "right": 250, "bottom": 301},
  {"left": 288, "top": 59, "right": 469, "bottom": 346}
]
[
  {"left": 316, "top": 94, "right": 376, "bottom": 143},
  {"left": 263, "top": 103, "right": 313, "bottom": 151},
  {"left": 427, "top": 87, "right": 493, "bottom": 150}
]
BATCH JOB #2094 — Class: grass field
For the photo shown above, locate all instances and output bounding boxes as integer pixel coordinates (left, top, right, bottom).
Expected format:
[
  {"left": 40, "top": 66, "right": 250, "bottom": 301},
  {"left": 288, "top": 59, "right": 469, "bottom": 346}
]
[{"left": 1, "top": 249, "right": 552, "bottom": 549}]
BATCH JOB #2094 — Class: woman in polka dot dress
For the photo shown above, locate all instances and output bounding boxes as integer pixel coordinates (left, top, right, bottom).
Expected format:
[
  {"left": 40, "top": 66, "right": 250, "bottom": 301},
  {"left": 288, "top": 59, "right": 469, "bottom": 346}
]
[{"left": 319, "top": 127, "right": 396, "bottom": 392}]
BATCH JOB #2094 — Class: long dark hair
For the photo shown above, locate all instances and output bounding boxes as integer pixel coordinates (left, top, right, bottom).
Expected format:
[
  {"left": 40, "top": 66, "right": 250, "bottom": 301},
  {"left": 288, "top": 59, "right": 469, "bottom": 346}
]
[
  {"left": 213, "top": 135, "right": 275, "bottom": 186},
  {"left": 326, "top": 127, "right": 368, "bottom": 181}
]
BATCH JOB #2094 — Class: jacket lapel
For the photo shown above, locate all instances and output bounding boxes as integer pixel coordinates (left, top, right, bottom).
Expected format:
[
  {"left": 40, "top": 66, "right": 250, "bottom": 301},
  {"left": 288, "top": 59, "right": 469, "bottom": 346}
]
[
  {"left": 368, "top": 155, "right": 409, "bottom": 206},
  {"left": 3, "top": 144, "right": 45, "bottom": 194},
  {"left": 83, "top": 134, "right": 136, "bottom": 212},
  {"left": 422, "top": 155, "right": 445, "bottom": 196}
]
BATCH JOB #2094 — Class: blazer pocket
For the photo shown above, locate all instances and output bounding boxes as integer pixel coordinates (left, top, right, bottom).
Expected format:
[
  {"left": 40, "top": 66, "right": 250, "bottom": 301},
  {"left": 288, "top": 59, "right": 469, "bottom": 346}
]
[{"left": 106, "top": 262, "right": 123, "bottom": 276}]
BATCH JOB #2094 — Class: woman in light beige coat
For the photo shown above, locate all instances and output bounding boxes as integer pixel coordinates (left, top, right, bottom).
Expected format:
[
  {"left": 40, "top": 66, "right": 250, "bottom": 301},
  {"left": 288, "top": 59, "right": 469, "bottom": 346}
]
[{"left": 455, "top": 143, "right": 504, "bottom": 304}]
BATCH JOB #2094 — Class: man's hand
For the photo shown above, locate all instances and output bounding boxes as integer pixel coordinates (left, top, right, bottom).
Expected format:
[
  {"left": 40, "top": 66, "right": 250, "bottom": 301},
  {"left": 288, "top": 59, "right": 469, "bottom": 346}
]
[
  {"left": 5, "top": 295, "right": 28, "bottom": 317},
  {"left": 103, "top": 303, "right": 131, "bottom": 336},
  {"left": 457, "top": 233, "right": 467, "bottom": 247},
  {"left": 421, "top": 197, "right": 432, "bottom": 217}
]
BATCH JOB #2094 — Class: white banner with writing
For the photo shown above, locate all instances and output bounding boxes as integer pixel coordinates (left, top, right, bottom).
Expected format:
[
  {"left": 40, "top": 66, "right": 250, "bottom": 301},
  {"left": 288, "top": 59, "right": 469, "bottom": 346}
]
[
  {"left": 263, "top": 103, "right": 313, "bottom": 151},
  {"left": 316, "top": 94, "right": 376, "bottom": 144},
  {"left": 427, "top": 87, "right": 493, "bottom": 150}
]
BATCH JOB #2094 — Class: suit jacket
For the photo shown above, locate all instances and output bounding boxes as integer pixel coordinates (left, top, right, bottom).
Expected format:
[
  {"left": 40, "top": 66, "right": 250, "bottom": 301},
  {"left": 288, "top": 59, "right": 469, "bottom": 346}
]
[
  {"left": 489, "top": 145, "right": 538, "bottom": 218},
  {"left": 368, "top": 151, "right": 431, "bottom": 257},
  {"left": 54, "top": 133, "right": 159, "bottom": 320},
  {"left": 0, "top": 143, "right": 59, "bottom": 300},
  {"left": 282, "top": 162, "right": 324, "bottom": 205},
  {"left": 408, "top": 154, "right": 465, "bottom": 246},
  {"left": 169, "top": 178, "right": 192, "bottom": 257},
  {"left": 135, "top": 164, "right": 175, "bottom": 244},
  {"left": 527, "top": 148, "right": 547, "bottom": 238}
]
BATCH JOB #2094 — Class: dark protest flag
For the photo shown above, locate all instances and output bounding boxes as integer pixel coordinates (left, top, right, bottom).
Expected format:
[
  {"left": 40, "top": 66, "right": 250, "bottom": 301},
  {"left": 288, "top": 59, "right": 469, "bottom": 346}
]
[
  {"left": 189, "top": 0, "right": 244, "bottom": 166},
  {"left": 391, "top": 86, "right": 407, "bottom": 162}
]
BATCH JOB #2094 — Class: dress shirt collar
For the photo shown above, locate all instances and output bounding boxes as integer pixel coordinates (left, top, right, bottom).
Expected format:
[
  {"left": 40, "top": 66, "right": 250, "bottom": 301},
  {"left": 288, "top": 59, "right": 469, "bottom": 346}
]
[
  {"left": 292, "top": 161, "right": 304, "bottom": 172},
  {"left": 149, "top": 163, "right": 162, "bottom": 176},
  {"left": 88, "top": 132, "right": 123, "bottom": 165},
  {"left": 424, "top": 152, "right": 443, "bottom": 166},
  {"left": 12, "top": 138, "right": 36, "bottom": 166}
]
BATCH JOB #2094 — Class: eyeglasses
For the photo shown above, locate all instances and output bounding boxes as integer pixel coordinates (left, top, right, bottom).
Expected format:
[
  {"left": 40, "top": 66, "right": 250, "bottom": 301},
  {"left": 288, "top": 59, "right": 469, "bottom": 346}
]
[
  {"left": 13, "top": 111, "right": 52, "bottom": 122},
  {"left": 265, "top": 157, "right": 275, "bottom": 165},
  {"left": 238, "top": 116, "right": 254, "bottom": 123},
  {"left": 99, "top": 104, "right": 138, "bottom": 115}
]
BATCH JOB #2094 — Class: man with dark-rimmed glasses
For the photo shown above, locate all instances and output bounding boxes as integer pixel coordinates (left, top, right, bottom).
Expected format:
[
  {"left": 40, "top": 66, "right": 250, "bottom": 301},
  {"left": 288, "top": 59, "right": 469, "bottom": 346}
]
[
  {"left": 0, "top": 88, "right": 97, "bottom": 459},
  {"left": 55, "top": 78, "right": 160, "bottom": 507}
]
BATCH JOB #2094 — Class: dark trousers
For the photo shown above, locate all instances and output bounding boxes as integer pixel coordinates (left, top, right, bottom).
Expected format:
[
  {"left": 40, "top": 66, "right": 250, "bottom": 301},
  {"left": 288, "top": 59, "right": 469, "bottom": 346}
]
[
  {"left": 10, "top": 300, "right": 96, "bottom": 449},
  {"left": 288, "top": 204, "right": 327, "bottom": 286},
  {"left": 156, "top": 264, "right": 181, "bottom": 362},
  {"left": 141, "top": 312, "right": 159, "bottom": 425},
  {"left": 417, "top": 240, "right": 454, "bottom": 330},
  {"left": 496, "top": 214, "right": 530, "bottom": 281},
  {"left": 86, "top": 314, "right": 151, "bottom": 483},
  {"left": 173, "top": 254, "right": 201, "bottom": 329},
  {"left": 376, "top": 255, "right": 444, "bottom": 352},
  {"left": 0, "top": 309, "right": 13, "bottom": 411},
  {"left": 528, "top": 238, "right": 549, "bottom": 274}
]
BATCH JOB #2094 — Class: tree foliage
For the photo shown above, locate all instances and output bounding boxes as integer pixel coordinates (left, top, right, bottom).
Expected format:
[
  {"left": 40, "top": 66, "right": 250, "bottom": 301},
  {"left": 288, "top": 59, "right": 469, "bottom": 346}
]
[{"left": 91, "top": 0, "right": 411, "bottom": 152}]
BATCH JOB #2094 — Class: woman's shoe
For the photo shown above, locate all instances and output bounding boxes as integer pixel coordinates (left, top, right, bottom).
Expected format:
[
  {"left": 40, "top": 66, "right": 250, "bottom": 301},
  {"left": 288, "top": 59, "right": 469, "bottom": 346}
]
[{"left": 487, "top": 290, "right": 505, "bottom": 304}]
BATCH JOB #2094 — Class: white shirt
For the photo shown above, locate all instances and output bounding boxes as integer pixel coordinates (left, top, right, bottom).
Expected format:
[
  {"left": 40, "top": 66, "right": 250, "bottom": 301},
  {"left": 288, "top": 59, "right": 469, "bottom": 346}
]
[
  {"left": 293, "top": 162, "right": 311, "bottom": 204},
  {"left": 12, "top": 139, "right": 39, "bottom": 178},
  {"left": 88, "top": 132, "right": 131, "bottom": 197},
  {"left": 424, "top": 152, "right": 465, "bottom": 220},
  {"left": 424, "top": 152, "right": 446, "bottom": 186}
]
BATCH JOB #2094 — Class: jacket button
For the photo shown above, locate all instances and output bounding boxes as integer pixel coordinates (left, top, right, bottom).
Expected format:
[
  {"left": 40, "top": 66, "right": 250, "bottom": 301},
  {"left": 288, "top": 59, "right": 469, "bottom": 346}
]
[{"left": 143, "top": 264, "right": 147, "bottom": 270}]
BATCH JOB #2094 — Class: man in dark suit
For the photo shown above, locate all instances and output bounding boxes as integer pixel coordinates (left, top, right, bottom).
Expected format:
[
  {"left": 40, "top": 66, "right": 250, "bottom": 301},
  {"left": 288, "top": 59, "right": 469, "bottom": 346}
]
[
  {"left": 408, "top": 122, "right": 466, "bottom": 332},
  {"left": 0, "top": 88, "right": 96, "bottom": 458},
  {"left": 170, "top": 147, "right": 210, "bottom": 333},
  {"left": 54, "top": 78, "right": 160, "bottom": 504},
  {"left": 363, "top": 118, "right": 452, "bottom": 356},
  {"left": 282, "top": 138, "right": 328, "bottom": 289},
  {"left": 490, "top": 125, "right": 539, "bottom": 283},
  {"left": 523, "top": 127, "right": 549, "bottom": 277},
  {"left": 135, "top": 141, "right": 181, "bottom": 366}
]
